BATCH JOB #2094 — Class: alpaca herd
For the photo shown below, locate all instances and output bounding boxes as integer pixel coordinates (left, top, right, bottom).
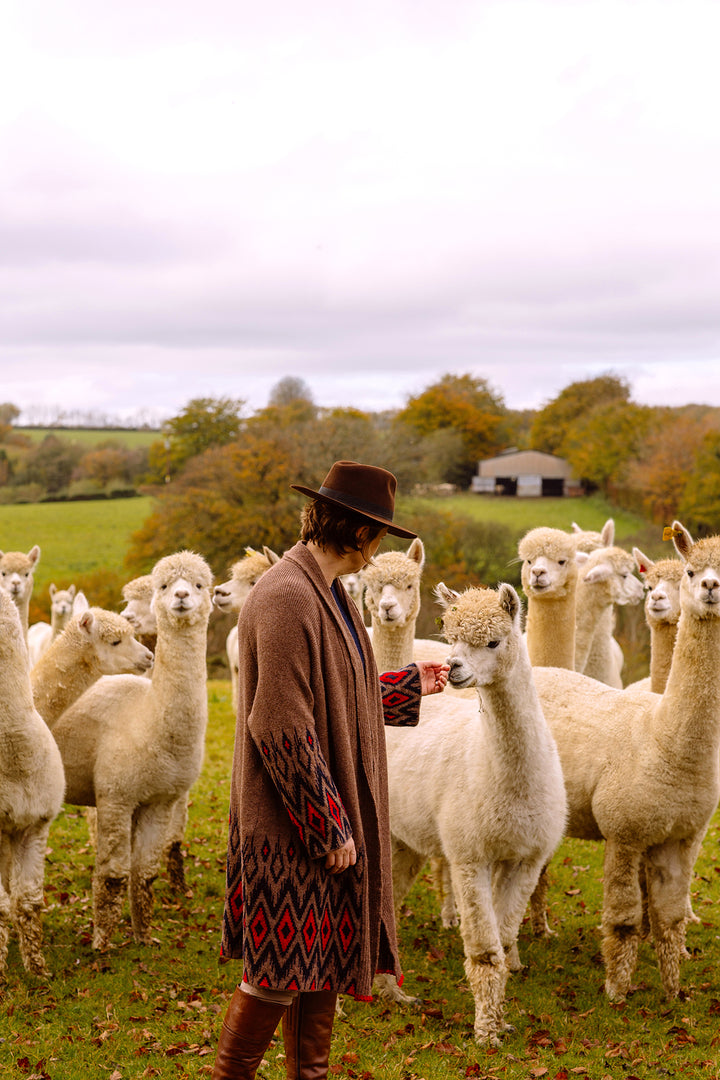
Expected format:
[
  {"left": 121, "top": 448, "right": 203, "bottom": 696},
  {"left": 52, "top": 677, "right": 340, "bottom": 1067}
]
[{"left": 2, "top": 510, "right": 720, "bottom": 1048}]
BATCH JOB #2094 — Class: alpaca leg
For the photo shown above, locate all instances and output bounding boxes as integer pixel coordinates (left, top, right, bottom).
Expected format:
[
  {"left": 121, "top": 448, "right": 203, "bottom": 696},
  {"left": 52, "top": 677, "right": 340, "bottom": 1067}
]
[
  {"left": 373, "top": 837, "right": 425, "bottom": 1004},
  {"left": 131, "top": 802, "right": 172, "bottom": 945},
  {"left": 93, "top": 803, "right": 132, "bottom": 949},
  {"left": 9, "top": 824, "right": 53, "bottom": 978},
  {"left": 528, "top": 863, "right": 554, "bottom": 937},
  {"left": 450, "top": 862, "right": 508, "bottom": 1044},
  {"left": 645, "top": 839, "right": 697, "bottom": 1000},
  {"left": 0, "top": 845, "right": 12, "bottom": 980},
  {"left": 601, "top": 841, "right": 643, "bottom": 1001},
  {"left": 164, "top": 795, "right": 189, "bottom": 892},
  {"left": 492, "top": 858, "right": 548, "bottom": 977},
  {"left": 431, "top": 855, "right": 458, "bottom": 928}
]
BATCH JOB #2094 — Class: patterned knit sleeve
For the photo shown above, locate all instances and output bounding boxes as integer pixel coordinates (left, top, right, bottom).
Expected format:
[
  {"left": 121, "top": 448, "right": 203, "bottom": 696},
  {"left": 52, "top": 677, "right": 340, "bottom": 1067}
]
[
  {"left": 379, "top": 664, "right": 423, "bottom": 727},
  {"left": 255, "top": 725, "right": 353, "bottom": 860}
]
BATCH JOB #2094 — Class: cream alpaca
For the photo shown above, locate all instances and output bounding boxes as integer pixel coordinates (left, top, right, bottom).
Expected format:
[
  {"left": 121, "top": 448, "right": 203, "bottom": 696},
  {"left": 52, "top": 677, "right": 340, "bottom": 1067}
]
[
  {"left": 630, "top": 549, "right": 683, "bottom": 693},
  {"left": 0, "top": 546, "right": 41, "bottom": 641},
  {"left": 120, "top": 574, "right": 157, "bottom": 652},
  {"left": 378, "top": 583, "right": 567, "bottom": 1044},
  {"left": 31, "top": 608, "right": 154, "bottom": 728},
  {"left": 519, "top": 527, "right": 579, "bottom": 669},
  {"left": 361, "top": 539, "right": 425, "bottom": 671},
  {"left": 27, "top": 583, "right": 78, "bottom": 668},
  {"left": 51, "top": 551, "right": 214, "bottom": 949},
  {"left": 574, "top": 546, "right": 644, "bottom": 687},
  {"left": 570, "top": 518, "right": 615, "bottom": 553},
  {"left": 530, "top": 521, "right": 720, "bottom": 1001},
  {"left": 213, "top": 546, "right": 280, "bottom": 712},
  {"left": 0, "top": 588, "right": 65, "bottom": 978}
]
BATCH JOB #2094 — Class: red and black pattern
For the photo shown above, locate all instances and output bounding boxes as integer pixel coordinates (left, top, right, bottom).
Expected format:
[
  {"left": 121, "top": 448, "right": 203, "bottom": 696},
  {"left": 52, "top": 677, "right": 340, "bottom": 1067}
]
[
  {"left": 222, "top": 821, "right": 365, "bottom": 993},
  {"left": 380, "top": 665, "right": 423, "bottom": 725},
  {"left": 258, "top": 726, "right": 353, "bottom": 859}
]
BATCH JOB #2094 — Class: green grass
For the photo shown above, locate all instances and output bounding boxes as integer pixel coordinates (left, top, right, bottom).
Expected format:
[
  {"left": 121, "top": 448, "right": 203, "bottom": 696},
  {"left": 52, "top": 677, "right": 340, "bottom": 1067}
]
[
  {"left": 3, "top": 681, "right": 720, "bottom": 1079},
  {"left": 0, "top": 497, "right": 153, "bottom": 606},
  {"left": 15, "top": 428, "right": 160, "bottom": 448}
]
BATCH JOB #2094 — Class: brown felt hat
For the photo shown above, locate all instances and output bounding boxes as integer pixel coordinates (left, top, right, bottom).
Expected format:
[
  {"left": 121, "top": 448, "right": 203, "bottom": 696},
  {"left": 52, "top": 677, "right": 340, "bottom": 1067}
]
[{"left": 291, "top": 460, "right": 417, "bottom": 539}]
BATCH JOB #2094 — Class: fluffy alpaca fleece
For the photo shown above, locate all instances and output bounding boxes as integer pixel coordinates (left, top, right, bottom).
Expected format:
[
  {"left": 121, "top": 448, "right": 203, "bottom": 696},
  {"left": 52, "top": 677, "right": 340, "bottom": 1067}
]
[
  {"left": 361, "top": 539, "right": 425, "bottom": 671},
  {"left": 27, "top": 583, "right": 78, "bottom": 668},
  {"left": 628, "top": 549, "right": 684, "bottom": 694},
  {"left": 570, "top": 518, "right": 615, "bottom": 553},
  {"left": 212, "top": 546, "right": 280, "bottom": 713},
  {"left": 120, "top": 574, "right": 157, "bottom": 653},
  {"left": 530, "top": 522, "right": 720, "bottom": 1001},
  {"left": 519, "top": 527, "right": 579, "bottom": 669},
  {"left": 31, "top": 608, "right": 154, "bottom": 728},
  {"left": 378, "top": 583, "right": 567, "bottom": 1044},
  {"left": 0, "top": 546, "right": 41, "bottom": 642},
  {"left": 51, "top": 551, "right": 214, "bottom": 949},
  {"left": 0, "top": 588, "right": 65, "bottom": 978},
  {"left": 573, "top": 546, "right": 644, "bottom": 687}
]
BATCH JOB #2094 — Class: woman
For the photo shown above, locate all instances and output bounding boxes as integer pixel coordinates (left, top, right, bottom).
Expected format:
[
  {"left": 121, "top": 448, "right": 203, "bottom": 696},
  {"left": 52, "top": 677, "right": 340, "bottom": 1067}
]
[{"left": 213, "top": 461, "right": 449, "bottom": 1080}]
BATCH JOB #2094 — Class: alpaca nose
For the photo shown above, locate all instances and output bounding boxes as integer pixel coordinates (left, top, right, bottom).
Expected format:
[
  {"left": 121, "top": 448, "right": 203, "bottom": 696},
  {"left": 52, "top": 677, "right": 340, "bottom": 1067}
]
[
  {"left": 701, "top": 575, "right": 720, "bottom": 593},
  {"left": 175, "top": 588, "right": 190, "bottom": 600}
]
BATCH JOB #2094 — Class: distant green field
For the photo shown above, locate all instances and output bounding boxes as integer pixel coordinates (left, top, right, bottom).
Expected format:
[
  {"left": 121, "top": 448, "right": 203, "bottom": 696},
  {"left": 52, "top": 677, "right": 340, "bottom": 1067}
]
[
  {"left": 15, "top": 427, "right": 160, "bottom": 448},
  {"left": 0, "top": 496, "right": 153, "bottom": 602}
]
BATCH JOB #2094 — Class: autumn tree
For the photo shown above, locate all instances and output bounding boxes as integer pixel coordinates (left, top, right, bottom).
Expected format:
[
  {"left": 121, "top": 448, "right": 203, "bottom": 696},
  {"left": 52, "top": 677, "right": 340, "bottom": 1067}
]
[
  {"left": 395, "top": 373, "right": 513, "bottom": 486},
  {"left": 563, "top": 400, "right": 654, "bottom": 496},
  {"left": 678, "top": 428, "right": 720, "bottom": 536},
  {"left": 145, "top": 396, "right": 245, "bottom": 483},
  {"left": 74, "top": 441, "right": 149, "bottom": 490},
  {"left": 530, "top": 374, "right": 631, "bottom": 457}
]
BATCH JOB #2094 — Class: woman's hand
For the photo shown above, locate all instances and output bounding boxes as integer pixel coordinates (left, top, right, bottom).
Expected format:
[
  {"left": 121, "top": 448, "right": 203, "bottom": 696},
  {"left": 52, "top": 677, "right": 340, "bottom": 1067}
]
[
  {"left": 416, "top": 660, "right": 450, "bottom": 696},
  {"left": 325, "top": 836, "right": 357, "bottom": 874}
]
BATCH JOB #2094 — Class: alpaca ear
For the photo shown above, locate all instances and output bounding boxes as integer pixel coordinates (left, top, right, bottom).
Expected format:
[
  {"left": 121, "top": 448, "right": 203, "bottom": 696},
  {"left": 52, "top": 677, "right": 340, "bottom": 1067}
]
[
  {"left": 498, "top": 582, "right": 520, "bottom": 622},
  {"left": 68, "top": 584, "right": 76, "bottom": 599},
  {"left": 78, "top": 610, "right": 95, "bottom": 633},
  {"left": 575, "top": 550, "right": 590, "bottom": 568},
  {"left": 73, "top": 591, "right": 89, "bottom": 614},
  {"left": 632, "top": 547, "right": 653, "bottom": 576},
  {"left": 669, "top": 521, "right": 693, "bottom": 561},
  {"left": 582, "top": 562, "right": 613, "bottom": 585},
  {"left": 263, "top": 546, "right": 281, "bottom": 565},
  {"left": 571, "top": 522, "right": 582, "bottom": 534},
  {"left": 434, "top": 582, "right": 459, "bottom": 608},
  {"left": 28, "top": 544, "right": 41, "bottom": 567},
  {"left": 601, "top": 519, "right": 615, "bottom": 546},
  {"left": 49, "top": 583, "right": 57, "bottom": 598},
  {"left": 407, "top": 537, "right": 425, "bottom": 569}
]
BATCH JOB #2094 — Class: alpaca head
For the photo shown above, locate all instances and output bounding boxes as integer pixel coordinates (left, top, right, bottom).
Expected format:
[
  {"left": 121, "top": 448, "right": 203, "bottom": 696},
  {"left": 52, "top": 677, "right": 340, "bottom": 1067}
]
[
  {"left": 49, "top": 583, "right": 77, "bottom": 625},
  {"left": 0, "top": 545, "right": 41, "bottom": 604},
  {"left": 360, "top": 538, "right": 424, "bottom": 628},
  {"left": 670, "top": 522, "right": 720, "bottom": 621},
  {"left": 213, "top": 546, "right": 280, "bottom": 614},
  {"left": 74, "top": 607, "right": 155, "bottom": 674},
  {"left": 435, "top": 581, "right": 522, "bottom": 689},
  {"left": 576, "top": 546, "right": 644, "bottom": 607},
  {"left": 518, "top": 528, "right": 577, "bottom": 599},
  {"left": 570, "top": 519, "right": 615, "bottom": 553},
  {"left": 151, "top": 551, "right": 214, "bottom": 626},
  {"left": 121, "top": 574, "right": 156, "bottom": 635},
  {"left": 633, "top": 549, "right": 683, "bottom": 628}
]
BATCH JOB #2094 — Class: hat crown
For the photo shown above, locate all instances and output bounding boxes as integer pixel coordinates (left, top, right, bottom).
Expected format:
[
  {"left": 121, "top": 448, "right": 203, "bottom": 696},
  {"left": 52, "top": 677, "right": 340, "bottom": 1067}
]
[{"left": 318, "top": 461, "right": 396, "bottom": 520}]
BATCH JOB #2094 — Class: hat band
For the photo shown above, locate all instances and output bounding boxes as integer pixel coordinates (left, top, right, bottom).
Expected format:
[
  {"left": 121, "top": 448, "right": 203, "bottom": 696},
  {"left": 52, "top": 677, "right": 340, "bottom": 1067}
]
[{"left": 318, "top": 485, "right": 394, "bottom": 522}]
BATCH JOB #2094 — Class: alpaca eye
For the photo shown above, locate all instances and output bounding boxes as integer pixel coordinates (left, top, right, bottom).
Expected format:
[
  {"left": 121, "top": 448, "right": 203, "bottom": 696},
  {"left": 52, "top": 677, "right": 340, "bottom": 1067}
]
[
  {"left": 686, "top": 569, "right": 695, "bottom": 578},
  {"left": 487, "top": 640, "right": 500, "bottom": 649},
  {"left": 111, "top": 640, "right": 121, "bottom": 646},
  {"left": 196, "top": 582, "right": 203, "bottom": 589},
  {"left": 558, "top": 560, "right": 566, "bottom": 566}
]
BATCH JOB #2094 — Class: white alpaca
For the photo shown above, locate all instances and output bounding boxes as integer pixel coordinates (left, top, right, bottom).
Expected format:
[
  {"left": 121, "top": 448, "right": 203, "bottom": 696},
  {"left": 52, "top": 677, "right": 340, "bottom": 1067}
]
[
  {"left": 31, "top": 608, "right": 154, "bottom": 728},
  {"left": 519, "top": 527, "right": 579, "bottom": 670},
  {"left": 0, "top": 546, "right": 41, "bottom": 642},
  {"left": 628, "top": 549, "right": 683, "bottom": 694},
  {"left": 27, "top": 584, "right": 78, "bottom": 668},
  {"left": 120, "top": 575, "right": 157, "bottom": 652},
  {"left": 213, "top": 547, "right": 280, "bottom": 713},
  {"left": 530, "top": 521, "right": 720, "bottom": 1001},
  {"left": 570, "top": 518, "right": 615, "bottom": 553},
  {"left": 573, "top": 546, "right": 644, "bottom": 687},
  {"left": 51, "top": 551, "right": 214, "bottom": 949},
  {"left": 378, "top": 583, "right": 567, "bottom": 1044},
  {"left": 0, "top": 588, "right": 65, "bottom": 978}
]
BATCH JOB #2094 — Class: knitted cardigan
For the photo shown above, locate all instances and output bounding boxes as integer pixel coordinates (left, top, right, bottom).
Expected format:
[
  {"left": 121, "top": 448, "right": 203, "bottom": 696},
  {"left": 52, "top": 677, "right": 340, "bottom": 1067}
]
[{"left": 220, "top": 541, "right": 422, "bottom": 999}]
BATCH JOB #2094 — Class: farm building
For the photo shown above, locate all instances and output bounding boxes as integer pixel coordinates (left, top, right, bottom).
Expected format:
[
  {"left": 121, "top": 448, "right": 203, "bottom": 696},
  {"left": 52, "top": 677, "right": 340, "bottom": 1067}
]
[{"left": 470, "top": 449, "right": 582, "bottom": 497}]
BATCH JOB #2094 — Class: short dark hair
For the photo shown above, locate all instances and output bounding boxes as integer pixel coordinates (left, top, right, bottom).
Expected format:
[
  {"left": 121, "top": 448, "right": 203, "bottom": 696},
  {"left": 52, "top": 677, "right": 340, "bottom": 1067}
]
[{"left": 300, "top": 499, "right": 385, "bottom": 559}]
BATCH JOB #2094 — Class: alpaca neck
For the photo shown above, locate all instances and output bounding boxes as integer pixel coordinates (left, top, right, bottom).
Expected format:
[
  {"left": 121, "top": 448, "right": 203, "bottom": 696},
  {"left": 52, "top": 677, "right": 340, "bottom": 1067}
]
[
  {"left": 150, "top": 614, "right": 209, "bottom": 741},
  {"left": 51, "top": 609, "right": 72, "bottom": 640},
  {"left": 574, "top": 587, "right": 611, "bottom": 674},
  {"left": 580, "top": 607, "right": 619, "bottom": 685},
  {"left": 31, "top": 629, "right": 100, "bottom": 728},
  {"left": 10, "top": 593, "right": 30, "bottom": 642},
  {"left": 369, "top": 617, "right": 416, "bottom": 672},
  {"left": 656, "top": 612, "right": 720, "bottom": 756},
  {"left": 526, "top": 585, "right": 576, "bottom": 669},
  {"left": 478, "top": 650, "right": 550, "bottom": 781},
  {"left": 649, "top": 622, "right": 678, "bottom": 694}
]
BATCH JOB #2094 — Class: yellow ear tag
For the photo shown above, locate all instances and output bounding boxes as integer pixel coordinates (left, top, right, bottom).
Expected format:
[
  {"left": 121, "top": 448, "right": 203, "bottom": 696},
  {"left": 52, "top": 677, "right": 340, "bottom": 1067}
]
[{"left": 662, "top": 525, "right": 684, "bottom": 541}]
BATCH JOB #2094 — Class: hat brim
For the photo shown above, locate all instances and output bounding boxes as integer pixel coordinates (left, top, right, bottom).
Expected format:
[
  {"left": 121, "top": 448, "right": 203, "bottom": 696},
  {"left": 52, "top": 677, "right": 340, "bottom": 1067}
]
[{"left": 290, "top": 484, "right": 417, "bottom": 539}]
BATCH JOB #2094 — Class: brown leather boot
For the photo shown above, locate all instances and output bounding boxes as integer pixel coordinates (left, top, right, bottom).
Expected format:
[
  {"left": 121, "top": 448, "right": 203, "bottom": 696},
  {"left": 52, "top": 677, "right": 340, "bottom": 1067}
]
[
  {"left": 282, "top": 989, "right": 338, "bottom": 1080},
  {"left": 212, "top": 986, "right": 287, "bottom": 1079}
]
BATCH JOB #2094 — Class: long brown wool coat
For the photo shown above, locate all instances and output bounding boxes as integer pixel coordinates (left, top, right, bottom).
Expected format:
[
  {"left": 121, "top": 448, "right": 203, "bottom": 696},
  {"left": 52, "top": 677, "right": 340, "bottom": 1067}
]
[{"left": 221, "top": 541, "right": 422, "bottom": 999}]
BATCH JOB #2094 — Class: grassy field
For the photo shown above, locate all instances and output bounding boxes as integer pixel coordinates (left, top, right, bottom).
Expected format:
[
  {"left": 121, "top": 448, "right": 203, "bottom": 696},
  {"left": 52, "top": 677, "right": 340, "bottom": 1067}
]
[
  {"left": 15, "top": 428, "right": 160, "bottom": 449},
  {"left": 2, "top": 681, "right": 720, "bottom": 1079}
]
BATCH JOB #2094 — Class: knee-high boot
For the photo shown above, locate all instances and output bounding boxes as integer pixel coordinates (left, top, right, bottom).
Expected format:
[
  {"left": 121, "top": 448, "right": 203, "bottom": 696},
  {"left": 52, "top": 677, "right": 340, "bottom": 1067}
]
[
  {"left": 282, "top": 989, "right": 338, "bottom": 1080},
  {"left": 212, "top": 986, "right": 287, "bottom": 1080}
]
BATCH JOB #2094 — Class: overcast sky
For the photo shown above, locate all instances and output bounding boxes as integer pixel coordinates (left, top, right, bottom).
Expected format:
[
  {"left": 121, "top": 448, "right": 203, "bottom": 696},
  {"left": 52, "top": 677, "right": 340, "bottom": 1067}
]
[{"left": 2, "top": 0, "right": 719, "bottom": 425}]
